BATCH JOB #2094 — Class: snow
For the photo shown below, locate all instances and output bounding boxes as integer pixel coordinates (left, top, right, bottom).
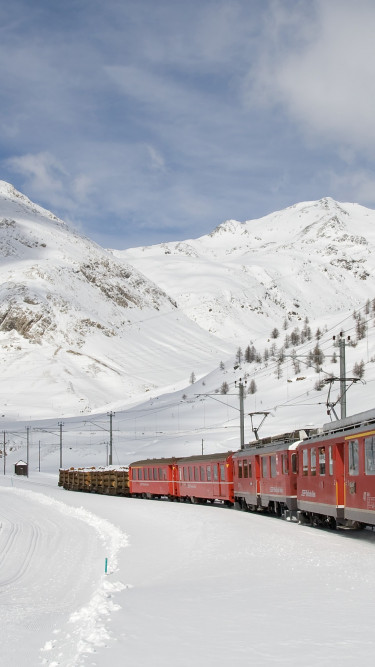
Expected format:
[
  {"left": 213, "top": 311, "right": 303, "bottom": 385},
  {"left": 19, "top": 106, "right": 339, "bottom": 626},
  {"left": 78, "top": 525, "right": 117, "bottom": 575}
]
[
  {"left": 1, "top": 471, "right": 375, "bottom": 666},
  {"left": 2, "top": 184, "right": 375, "bottom": 663}
]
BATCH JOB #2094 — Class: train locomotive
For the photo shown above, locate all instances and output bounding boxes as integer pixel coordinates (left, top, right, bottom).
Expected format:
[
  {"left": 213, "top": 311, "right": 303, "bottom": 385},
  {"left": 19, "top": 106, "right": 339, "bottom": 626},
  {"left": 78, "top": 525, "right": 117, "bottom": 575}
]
[{"left": 59, "top": 407, "right": 375, "bottom": 530}]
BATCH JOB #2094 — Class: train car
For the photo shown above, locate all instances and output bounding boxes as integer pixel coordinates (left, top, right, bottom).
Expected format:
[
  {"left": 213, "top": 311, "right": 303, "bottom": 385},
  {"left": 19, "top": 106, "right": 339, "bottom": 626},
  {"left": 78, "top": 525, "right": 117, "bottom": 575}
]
[
  {"left": 176, "top": 452, "right": 234, "bottom": 505},
  {"left": 58, "top": 467, "right": 129, "bottom": 495},
  {"left": 232, "top": 447, "right": 259, "bottom": 511},
  {"left": 297, "top": 408, "right": 375, "bottom": 528},
  {"left": 233, "top": 430, "right": 307, "bottom": 516},
  {"left": 129, "top": 457, "right": 179, "bottom": 499}
]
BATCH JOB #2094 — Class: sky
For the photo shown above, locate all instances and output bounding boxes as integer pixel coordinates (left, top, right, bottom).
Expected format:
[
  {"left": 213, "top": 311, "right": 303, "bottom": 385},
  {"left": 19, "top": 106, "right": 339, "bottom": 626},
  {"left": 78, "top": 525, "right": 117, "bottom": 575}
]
[{"left": 1, "top": 0, "right": 375, "bottom": 249}]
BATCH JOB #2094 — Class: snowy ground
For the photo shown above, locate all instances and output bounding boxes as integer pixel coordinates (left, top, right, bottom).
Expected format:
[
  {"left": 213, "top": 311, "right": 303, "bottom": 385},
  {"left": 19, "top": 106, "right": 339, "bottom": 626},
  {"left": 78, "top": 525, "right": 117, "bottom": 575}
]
[{"left": 1, "top": 472, "right": 375, "bottom": 667}]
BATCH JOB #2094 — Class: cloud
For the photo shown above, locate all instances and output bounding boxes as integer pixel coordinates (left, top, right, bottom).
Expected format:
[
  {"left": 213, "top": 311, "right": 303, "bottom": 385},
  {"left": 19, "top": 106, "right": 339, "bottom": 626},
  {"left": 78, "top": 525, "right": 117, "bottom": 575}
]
[
  {"left": 247, "top": 0, "right": 375, "bottom": 154},
  {"left": 2, "top": 0, "right": 375, "bottom": 249}
]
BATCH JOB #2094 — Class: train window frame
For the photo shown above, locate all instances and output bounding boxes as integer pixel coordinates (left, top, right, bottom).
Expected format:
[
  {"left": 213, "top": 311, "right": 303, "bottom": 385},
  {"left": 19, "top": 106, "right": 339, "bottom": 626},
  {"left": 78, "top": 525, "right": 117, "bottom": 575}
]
[
  {"left": 365, "top": 436, "right": 375, "bottom": 475},
  {"left": 282, "top": 453, "right": 289, "bottom": 475},
  {"left": 248, "top": 462, "right": 252, "bottom": 478},
  {"left": 243, "top": 460, "right": 248, "bottom": 478},
  {"left": 319, "top": 447, "right": 326, "bottom": 476},
  {"left": 153, "top": 468, "right": 158, "bottom": 480},
  {"left": 220, "top": 463, "right": 225, "bottom": 481},
  {"left": 329, "top": 446, "right": 333, "bottom": 476},
  {"left": 291, "top": 452, "right": 297, "bottom": 474},
  {"left": 261, "top": 457, "right": 268, "bottom": 478},
  {"left": 200, "top": 466, "right": 205, "bottom": 482},
  {"left": 302, "top": 449, "right": 308, "bottom": 476},
  {"left": 238, "top": 461, "right": 243, "bottom": 479},
  {"left": 311, "top": 448, "right": 316, "bottom": 476},
  {"left": 207, "top": 466, "right": 212, "bottom": 481},
  {"left": 158, "top": 468, "right": 163, "bottom": 480},
  {"left": 138, "top": 468, "right": 143, "bottom": 481},
  {"left": 194, "top": 466, "right": 199, "bottom": 481},
  {"left": 144, "top": 468, "right": 148, "bottom": 481},
  {"left": 188, "top": 466, "right": 193, "bottom": 481},
  {"left": 213, "top": 465, "right": 218, "bottom": 482},
  {"left": 270, "top": 455, "right": 277, "bottom": 478},
  {"left": 349, "top": 439, "right": 359, "bottom": 476},
  {"left": 183, "top": 467, "right": 187, "bottom": 481}
]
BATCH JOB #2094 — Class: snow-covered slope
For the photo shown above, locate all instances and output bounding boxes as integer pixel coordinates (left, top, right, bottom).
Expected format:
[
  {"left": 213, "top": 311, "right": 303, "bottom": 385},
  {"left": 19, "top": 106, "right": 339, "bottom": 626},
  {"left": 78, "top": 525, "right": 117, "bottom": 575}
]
[
  {"left": 1, "top": 183, "right": 375, "bottom": 442},
  {"left": 2, "top": 473, "right": 375, "bottom": 667},
  {"left": 116, "top": 197, "right": 375, "bottom": 341},
  {"left": 0, "top": 182, "right": 230, "bottom": 418}
]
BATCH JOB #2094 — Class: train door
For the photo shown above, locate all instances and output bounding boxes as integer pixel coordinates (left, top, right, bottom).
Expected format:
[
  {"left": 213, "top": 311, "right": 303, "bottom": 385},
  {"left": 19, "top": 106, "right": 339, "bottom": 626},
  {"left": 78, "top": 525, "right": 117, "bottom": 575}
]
[
  {"left": 213, "top": 463, "right": 220, "bottom": 497},
  {"left": 218, "top": 462, "right": 226, "bottom": 498},
  {"left": 171, "top": 464, "right": 179, "bottom": 497},
  {"left": 344, "top": 437, "right": 360, "bottom": 512},
  {"left": 334, "top": 442, "right": 345, "bottom": 512}
]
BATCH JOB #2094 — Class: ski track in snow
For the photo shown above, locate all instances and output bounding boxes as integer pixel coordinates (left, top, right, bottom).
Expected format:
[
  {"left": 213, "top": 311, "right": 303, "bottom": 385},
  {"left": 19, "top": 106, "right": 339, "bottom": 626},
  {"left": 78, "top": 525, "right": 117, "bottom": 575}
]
[{"left": 0, "top": 485, "right": 128, "bottom": 666}]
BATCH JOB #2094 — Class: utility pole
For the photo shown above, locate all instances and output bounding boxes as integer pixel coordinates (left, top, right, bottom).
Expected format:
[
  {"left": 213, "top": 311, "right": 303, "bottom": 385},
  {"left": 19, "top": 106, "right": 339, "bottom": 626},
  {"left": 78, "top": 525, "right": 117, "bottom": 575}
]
[
  {"left": 201, "top": 438, "right": 204, "bottom": 456},
  {"left": 107, "top": 412, "right": 115, "bottom": 465},
  {"left": 333, "top": 332, "right": 350, "bottom": 419},
  {"left": 58, "top": 422, "right": 64, "bottom": 469},
  {"left": 26, "top": 426, "right": 30, "bottom": 477},
  {"left": 235, "top": 379, "right": 246, "bottom": 449}
]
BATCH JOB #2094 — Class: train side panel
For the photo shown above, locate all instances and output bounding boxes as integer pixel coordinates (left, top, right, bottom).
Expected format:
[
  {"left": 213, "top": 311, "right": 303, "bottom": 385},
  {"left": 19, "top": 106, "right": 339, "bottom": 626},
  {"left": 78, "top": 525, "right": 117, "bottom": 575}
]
[
  {"left": 129, "top": 458, "right": 178, "bottom": 498},
  {"left": 343, "top": 430, "right": 375, "bottom": 525},
  {"left": 232, "top": 451, "right": 259, "bottom": 509},
  {"left": 177, "top": 453, "right": 234, "bottom": 504},
  {"left": 297, "top": 439, "right": 343, "bottom": 523}
]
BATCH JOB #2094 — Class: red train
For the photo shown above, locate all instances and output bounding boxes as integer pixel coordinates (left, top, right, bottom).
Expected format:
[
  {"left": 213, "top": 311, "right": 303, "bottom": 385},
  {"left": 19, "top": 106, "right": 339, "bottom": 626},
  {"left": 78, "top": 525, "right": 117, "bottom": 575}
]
[
  {"left": 129, "top": 452, "right": 234, "bottom": 505},
  {"left": 127, "top": 408, "right": 375, "bottom": 529}
]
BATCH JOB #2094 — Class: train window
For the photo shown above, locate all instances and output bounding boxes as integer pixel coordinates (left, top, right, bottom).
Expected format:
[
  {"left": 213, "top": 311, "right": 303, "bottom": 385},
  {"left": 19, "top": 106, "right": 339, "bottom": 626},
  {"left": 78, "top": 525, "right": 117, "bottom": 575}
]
[
  {"left": 349, "top": 439, "right": 359, "bottom": 476},
  {"left": 238, "top": 461, "right": 243, "bottom": 478},
  {"left": 144, "top": 468, "right": 148, "bottom": 480},
  {"left": 243, "top": 461, "right": 249, "bottom": 478},
  {"left": 365, "top": 436, "right": 375, "bottom": 475},
  {"left": 194, "top": 466, "right": 199, "bottom": 481},
  {"left": 329, "top": 446, "right": 333, "bottom": 475},
  {"left": 153, "top": 468, "right": 158, "bottom": 480},
  {"left": 261, "top": 457, "right": 268, "bottom": 478},
  {"left": 302, "top": 449, "right": 308, "bottom": 476},
  {"left": 220, "top": 464, "right": 225, "bottom": 481},
  {"left": 311, "top": 448, "right": 316, "bottom": 476},
  {"left": 158, "top": 468, "right": 163, "bottom": 480},
  {"left": 213, "top": 466, "right": 218, "bottom": 482},
  {"left": 282, "top": 453, "right": 289, "bottom": 475},
  {"left": 183, "top": 467, "right": 187, "bottom": 481},
  {"left": 291, "top": 453, "right": 297, "bottom": 474},
  {"left": 270, "top": 455, "right": 277, "bottom": 478},
  {"left": 248, "top": 462, "right": 252, "bottom": 478},
  {"left": 319, "top": 447, "right": 326, "bottom": 475},
  {"left": 200, "top": 466, "right": 205, "bottom": 481},
  {"left": 149, "top": 468, "right": 152, "bottom": 480},
  {"left": 138, "top": 469, "right": 143, "bottom": 480},
  {"left": 207, "top": 466, "right": 211, "bottom": 481},
  {"left": 179, "top": 468, "right": 183, "bottom": 481},
  {"left": 188, "top": 467, "right": 193, "bottom": 481}
]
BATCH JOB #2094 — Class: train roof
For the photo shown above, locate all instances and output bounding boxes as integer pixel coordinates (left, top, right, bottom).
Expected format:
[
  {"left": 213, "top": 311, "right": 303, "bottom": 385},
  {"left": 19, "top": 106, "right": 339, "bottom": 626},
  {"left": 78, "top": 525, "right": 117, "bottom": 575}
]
[
  {"left": 239, "top": 428, "right": 317, "bottom": 452},
  {"left": 130, "top": 452, "right": 233, "bottom": 466},
  {"left": 321, "top": 407, "right": 375, "bottom": 436}
]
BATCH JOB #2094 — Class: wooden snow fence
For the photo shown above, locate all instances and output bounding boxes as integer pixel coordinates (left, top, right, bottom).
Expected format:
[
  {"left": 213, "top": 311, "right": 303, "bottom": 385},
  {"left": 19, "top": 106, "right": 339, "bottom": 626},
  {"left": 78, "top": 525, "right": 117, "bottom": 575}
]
[{"left": 58, "top": 466, "right": 129, "bottom": 496}]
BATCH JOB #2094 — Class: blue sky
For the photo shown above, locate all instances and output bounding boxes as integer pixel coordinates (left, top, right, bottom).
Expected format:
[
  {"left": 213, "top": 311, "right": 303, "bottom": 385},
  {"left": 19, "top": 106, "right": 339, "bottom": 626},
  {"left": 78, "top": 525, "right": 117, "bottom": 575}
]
[{"left": 1, "top": 0, "right": 375, "bottom": 248}]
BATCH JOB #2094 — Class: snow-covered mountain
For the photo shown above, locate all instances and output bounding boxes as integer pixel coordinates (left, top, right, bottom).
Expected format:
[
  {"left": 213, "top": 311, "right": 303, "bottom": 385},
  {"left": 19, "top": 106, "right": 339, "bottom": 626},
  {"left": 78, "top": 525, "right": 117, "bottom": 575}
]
[
  {"left": 115, "top": 197, "right": 375, "bottom": 342},
  {"left": 0, "top": 181, "right": 230, "bottom": 419},
  {"left": 1, "top": 182, "right": 375, "bottom": 450}
]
